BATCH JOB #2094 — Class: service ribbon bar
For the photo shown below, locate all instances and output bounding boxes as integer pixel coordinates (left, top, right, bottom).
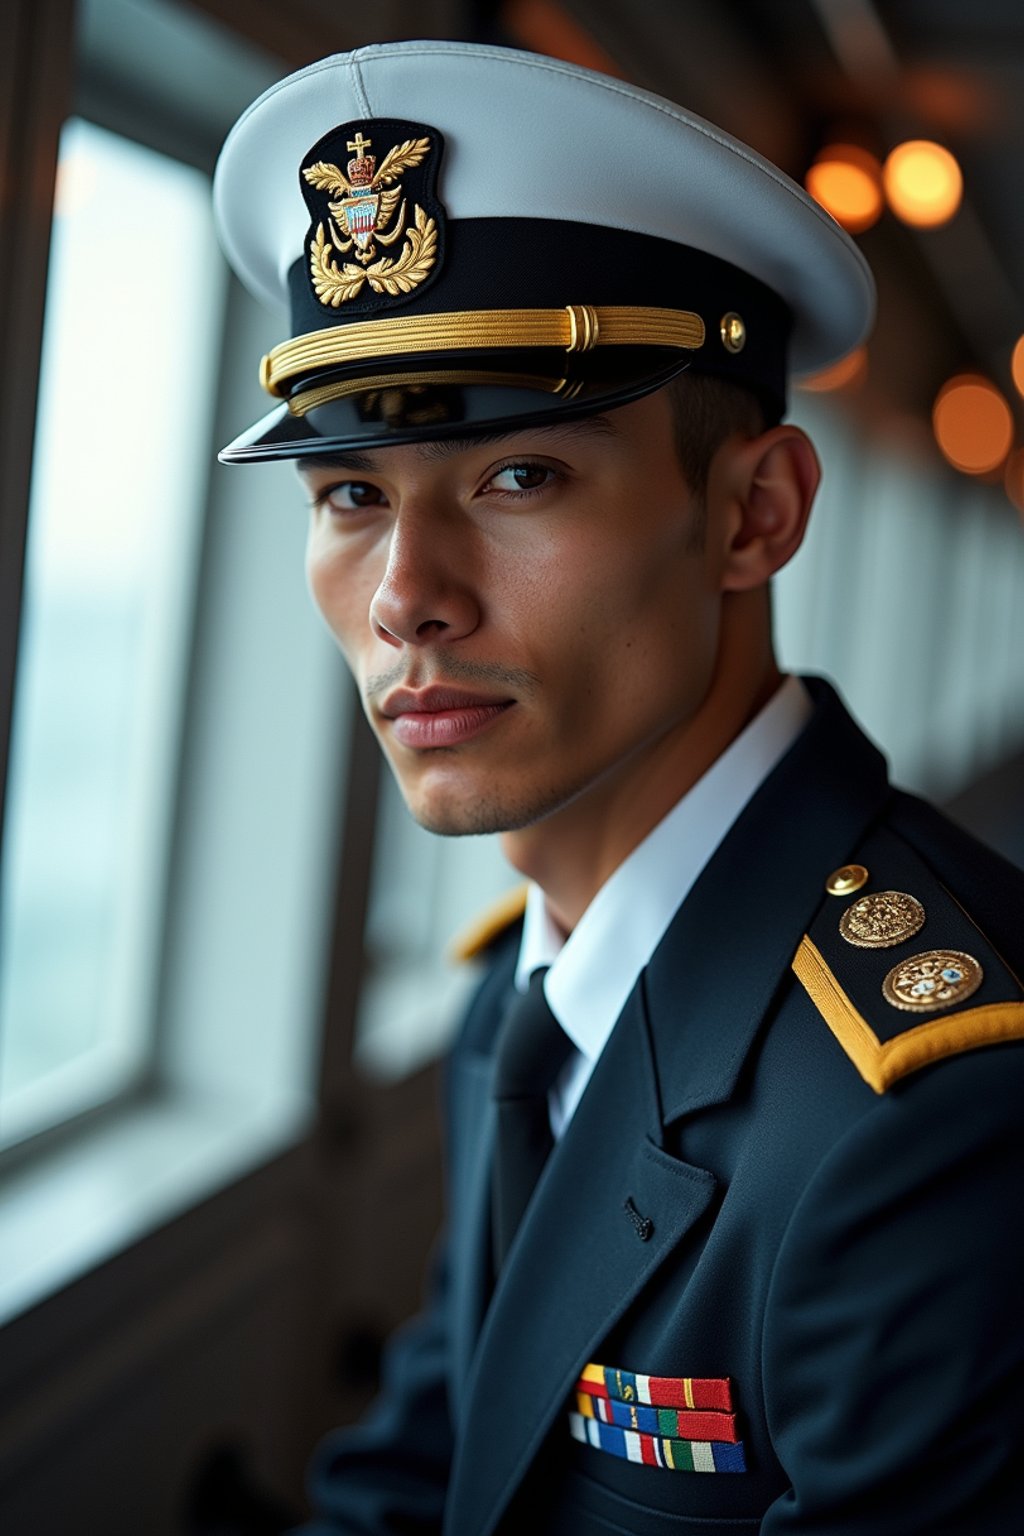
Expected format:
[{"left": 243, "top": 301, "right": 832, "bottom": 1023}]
[
  {"left": 576, "top": 1389, "right": 739, "bottom": 1444},
  {"left": 569, "top": 1411, "right": 747, "bottom": 1473},
  {"left": 577, "top": 1361, "right": 734, "bottom": 1413}
]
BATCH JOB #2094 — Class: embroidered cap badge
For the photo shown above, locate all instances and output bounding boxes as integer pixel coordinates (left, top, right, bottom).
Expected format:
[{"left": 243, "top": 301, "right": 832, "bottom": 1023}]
[{"left": 299, "top": 119, "right": 444, "bottom": 310}]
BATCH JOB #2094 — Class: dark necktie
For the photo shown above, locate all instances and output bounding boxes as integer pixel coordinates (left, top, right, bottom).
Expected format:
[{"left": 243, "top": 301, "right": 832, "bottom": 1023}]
[{"left": 491, "top": 968, "right": 575, "bottom": 1270}]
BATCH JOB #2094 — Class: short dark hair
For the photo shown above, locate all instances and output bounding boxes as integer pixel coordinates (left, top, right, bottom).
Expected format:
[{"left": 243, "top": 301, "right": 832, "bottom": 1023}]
[{"left": 664, "top": 371, "right": 767, "bottom": 499}]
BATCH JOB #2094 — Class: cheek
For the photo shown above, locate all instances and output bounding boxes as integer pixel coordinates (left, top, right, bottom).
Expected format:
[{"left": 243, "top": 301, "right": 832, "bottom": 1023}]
[
  {"left": 575, "top": 520, "right": 709, "bottom": 638},
  {"left": 304, "top": 516, "right": 333, "bottom": 608},
  {"left": 304, "top": 535, "right": 329, "bottom": 615},
  {"left": 568, "top": 537, "right": 716, "bottom": 706},
  {"left": 305, "top": 532, "right": 379, "bottom": 664}
]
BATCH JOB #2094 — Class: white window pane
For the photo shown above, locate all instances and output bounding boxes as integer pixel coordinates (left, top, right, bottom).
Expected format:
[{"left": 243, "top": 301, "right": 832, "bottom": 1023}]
[{"left": 0, "top": 119, "right": 226, "bottom": 1147}]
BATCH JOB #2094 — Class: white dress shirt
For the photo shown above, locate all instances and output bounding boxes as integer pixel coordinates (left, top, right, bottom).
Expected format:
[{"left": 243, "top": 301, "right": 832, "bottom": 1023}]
[{"left": 514, "top": 675, "right": 813, "bottom": 1136}]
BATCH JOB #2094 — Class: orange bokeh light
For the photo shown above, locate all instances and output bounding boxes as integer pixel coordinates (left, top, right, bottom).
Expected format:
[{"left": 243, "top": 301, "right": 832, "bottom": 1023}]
[
  {"left": 1005, "top": 447, "right": 1024, "bottom": 517},
  {"left": 805, "top": 146, "right": 883, "bottom": 234},
  {"left": 883, "top": 139, "right": 962, "bottom": 228},
  {"left": 1011, "top": 335, "right": 1024, "bottom": 399},
  {"left": 501, "top": 0, "right": 622, "bottom": 74},
  {"left": 932, "top": 375, "right": 1014, "bottom": 475},
  {"left": 798, "top": 345, "right": 868, "bottom": 393}
]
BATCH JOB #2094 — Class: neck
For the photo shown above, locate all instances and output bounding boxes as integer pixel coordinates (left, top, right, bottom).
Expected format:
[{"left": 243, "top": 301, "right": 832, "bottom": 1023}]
[{"left": 501, "top": 610, "right": 782, "bottom": 932}]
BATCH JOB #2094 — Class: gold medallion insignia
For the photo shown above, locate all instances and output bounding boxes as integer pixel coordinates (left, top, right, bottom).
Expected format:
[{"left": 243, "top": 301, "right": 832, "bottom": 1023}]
[
  {"left": 839, "top": 890, "right": 925, "bottom": 949},
  {"left": 882, "top": 949, "right": 983, "bottom": 1013},
  {"left": 303, "top": 131, "right": 438, "bottom": 307}
]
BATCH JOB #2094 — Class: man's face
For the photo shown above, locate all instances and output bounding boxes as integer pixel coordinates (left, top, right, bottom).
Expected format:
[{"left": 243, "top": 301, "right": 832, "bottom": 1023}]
[{"left": 302, "top": 388, "right": 725, "bottom": 840}]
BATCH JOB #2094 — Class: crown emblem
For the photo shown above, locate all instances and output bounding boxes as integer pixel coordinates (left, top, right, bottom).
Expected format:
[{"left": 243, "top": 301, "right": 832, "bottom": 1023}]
[
  {"left": 301, "top": 126, "right": 439, "bottom": 307},
  {"left": 346, "top": 131, "right": 376, "bottom": 187}
]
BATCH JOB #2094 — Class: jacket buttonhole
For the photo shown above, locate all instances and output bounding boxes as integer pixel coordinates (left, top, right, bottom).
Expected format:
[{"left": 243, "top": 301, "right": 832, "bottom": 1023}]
[{"left": 624, "top": 1196, "right": 654, "bottom": 1241}]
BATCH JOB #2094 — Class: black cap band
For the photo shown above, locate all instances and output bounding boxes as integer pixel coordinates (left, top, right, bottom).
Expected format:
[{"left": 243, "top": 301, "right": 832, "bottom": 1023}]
[{"left": 284, "top": 216, "right": 792, "bottom": 418}]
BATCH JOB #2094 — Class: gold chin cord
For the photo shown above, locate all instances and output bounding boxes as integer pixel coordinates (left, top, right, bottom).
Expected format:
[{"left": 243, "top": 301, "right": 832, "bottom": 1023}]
[{"left": 259, "top": 304, "right": 707, "bottom": 401}]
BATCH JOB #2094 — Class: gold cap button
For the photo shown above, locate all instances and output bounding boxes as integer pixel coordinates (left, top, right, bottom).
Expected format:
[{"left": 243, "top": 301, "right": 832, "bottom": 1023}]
[
  {"left": 826, "top": 863, "right": 869, "bottom": 896},
  {"left": 720, "top": 312, "right": 746, "bottom": 353}
]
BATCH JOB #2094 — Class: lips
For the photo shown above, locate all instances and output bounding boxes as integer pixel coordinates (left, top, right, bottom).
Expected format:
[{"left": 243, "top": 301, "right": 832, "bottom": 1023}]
[{"left": 380, "top": 685, "right": 514, "bottom": 749}]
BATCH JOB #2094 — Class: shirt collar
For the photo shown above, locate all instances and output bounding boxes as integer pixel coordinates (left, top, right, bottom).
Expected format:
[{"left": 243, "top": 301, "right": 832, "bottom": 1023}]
[{"left": 515, "top": 675, "right": 813, "bottom": 1058}]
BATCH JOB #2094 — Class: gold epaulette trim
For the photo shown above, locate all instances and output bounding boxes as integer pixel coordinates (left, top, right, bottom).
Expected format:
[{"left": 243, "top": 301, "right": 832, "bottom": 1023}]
[
  {"left": 793, "top": 934, "right": 1024, "bottom": 1094},
  {"left": 449, "top": 884, "right": 529, "bottom": 965}
]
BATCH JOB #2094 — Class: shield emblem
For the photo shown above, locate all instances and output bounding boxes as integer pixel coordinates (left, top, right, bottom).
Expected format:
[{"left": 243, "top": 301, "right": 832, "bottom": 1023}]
[{"left": 346, "top": 194, "right": 380, "bottom": 250}]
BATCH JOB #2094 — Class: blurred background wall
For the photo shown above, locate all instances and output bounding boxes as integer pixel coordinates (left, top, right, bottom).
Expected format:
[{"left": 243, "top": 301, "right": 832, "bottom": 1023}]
[{"left": 0, "top": 2, "right": 1021, "bottom": 1530}]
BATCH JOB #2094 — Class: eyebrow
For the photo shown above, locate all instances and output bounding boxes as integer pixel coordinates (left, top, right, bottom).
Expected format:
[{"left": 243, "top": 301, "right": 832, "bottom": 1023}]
[{"left": 295, "top": 414, "right": 619, "bottom": 476}]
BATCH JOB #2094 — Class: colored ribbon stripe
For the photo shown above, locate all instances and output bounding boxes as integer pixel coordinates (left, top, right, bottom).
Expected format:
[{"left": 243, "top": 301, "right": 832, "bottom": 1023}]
[
  {"left": 577, "top": 1362, "right": 733, "bottom": 1412},
  {"left": 569, "top": 1411, "right": 747, "bottom": 1473},
  {"left": 576, "top": 1389, "right": 739, "bottom": 1444}
]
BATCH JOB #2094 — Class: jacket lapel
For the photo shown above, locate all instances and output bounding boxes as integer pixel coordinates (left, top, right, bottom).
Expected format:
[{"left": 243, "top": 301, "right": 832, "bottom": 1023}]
[
  {"left": 447, "top": 1049, "right": 497, "bottom": 1412},
  {"left": 645, "top": 677, "right": 892, "bottom": 1120},
  {"left": 446, "top": 937, "right": 520, "bottom": 1414}
]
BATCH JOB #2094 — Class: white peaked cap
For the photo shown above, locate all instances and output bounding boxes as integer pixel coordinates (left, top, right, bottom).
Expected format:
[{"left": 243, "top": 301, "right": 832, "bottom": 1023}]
[{"left": 213, "top": 40, "right": 875, "bottom": 461}]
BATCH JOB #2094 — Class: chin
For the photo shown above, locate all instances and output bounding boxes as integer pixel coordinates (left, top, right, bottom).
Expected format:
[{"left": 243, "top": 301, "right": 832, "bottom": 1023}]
[
  {"left": 405, "top": 791, "right": 532, "bottom": 839},
  {"left": 399, "top": 770, "right": 582, "bottom": 839},
  {"left": 410, "top": 805, "right": 509, "bottom": 837}
]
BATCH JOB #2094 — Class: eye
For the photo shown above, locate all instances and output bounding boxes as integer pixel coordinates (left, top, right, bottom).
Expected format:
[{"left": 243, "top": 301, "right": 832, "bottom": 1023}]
[
  {"left": 313, "top": 481, "right": 388, "bottom": 513},
  {"left": 486, "top": 462, "right": 556, "bottom": 495}
]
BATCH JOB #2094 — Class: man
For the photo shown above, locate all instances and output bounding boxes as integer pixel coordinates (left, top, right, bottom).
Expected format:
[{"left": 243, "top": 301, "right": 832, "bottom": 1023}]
[{"left": 214, "top": 40, "right": 1024, "bottom": 1535}]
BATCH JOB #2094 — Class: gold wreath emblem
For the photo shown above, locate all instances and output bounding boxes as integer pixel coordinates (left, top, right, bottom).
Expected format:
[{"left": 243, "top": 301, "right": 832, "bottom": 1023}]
[
  {"left": 304, "top": 135, "right": 438, "bottom": 307},
  {"left": 309, "top": 205, "right": 437, "bottom": 308}
]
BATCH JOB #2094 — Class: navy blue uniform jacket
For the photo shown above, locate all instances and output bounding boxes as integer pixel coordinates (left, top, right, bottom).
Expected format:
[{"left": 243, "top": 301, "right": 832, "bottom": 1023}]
[{"left": 305, "top": 680, "right": 1024, "bottom": 1534}]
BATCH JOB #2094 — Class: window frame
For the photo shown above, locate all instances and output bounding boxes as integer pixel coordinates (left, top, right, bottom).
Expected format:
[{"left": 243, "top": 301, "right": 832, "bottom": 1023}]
[
  {"left": 0, "top": 0, "right": 75, "bottom": 878},
  {"left": 0, "top": 112, "right": 237, "bottom": 1154}
]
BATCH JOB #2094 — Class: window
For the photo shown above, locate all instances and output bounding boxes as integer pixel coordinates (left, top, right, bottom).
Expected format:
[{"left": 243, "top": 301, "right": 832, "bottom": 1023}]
[
  {"left": 0, "top": 118, "right": 225, "bottom": 1148},
  {"left": 0, "top": 1, "right": 346, "bottom": 1326}
]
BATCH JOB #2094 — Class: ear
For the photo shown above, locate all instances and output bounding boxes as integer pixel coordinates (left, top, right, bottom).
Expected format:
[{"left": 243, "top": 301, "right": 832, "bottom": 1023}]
[{"left": 716, "top": 425, "right": 820, "bottom": 592}]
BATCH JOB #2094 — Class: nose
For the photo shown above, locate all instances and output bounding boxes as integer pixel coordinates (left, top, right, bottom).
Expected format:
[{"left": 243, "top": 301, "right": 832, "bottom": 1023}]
[{"left": 369, "top": 507, "right": 481, "bottom": 647}]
